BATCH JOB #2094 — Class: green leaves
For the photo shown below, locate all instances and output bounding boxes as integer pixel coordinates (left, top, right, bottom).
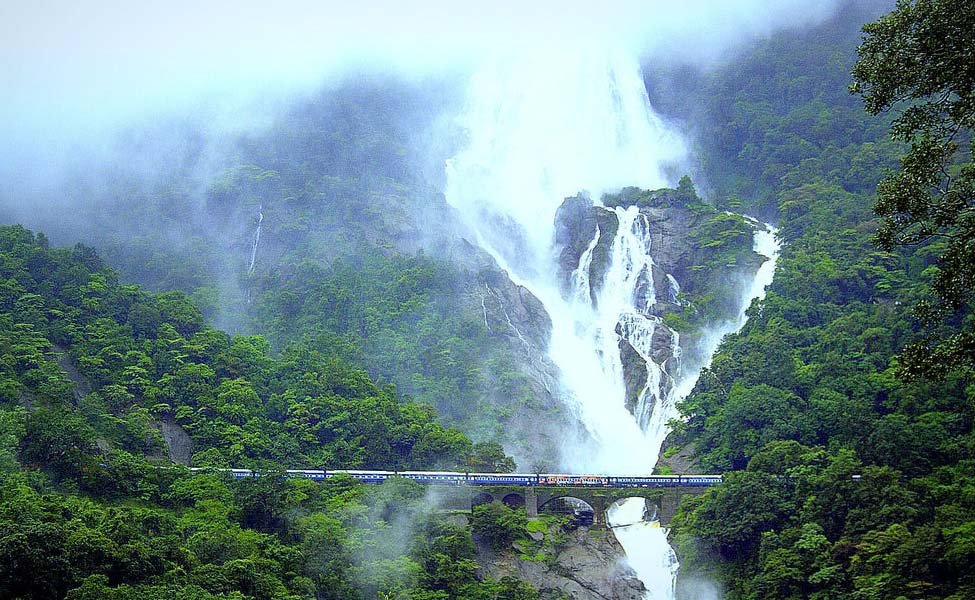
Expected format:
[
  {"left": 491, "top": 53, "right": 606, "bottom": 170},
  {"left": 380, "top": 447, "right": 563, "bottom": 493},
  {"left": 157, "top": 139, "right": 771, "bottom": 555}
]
[
  {"left": 663, "top": 5, "right": 975, "bottom": 599},
  {"left": 470, "top": 502, "right": 527, "bottom": 552},
  {"left": 853, "top": 0, "right": 975, "bottom": 378}
]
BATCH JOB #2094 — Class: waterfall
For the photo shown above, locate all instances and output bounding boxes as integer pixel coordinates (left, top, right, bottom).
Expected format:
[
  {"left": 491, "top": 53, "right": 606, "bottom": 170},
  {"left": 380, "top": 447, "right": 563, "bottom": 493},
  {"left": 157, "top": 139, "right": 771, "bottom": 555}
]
[
  {"left": 571, "top": 226, "right": 601, "bottom": 304},
  {"left": 247, "top": 206, "right": 263, "bottom": 276},
  {"left": 605, "top": 225, "right": 779, "bottom": 599},
  {"left": 608, "top": 498, "right": 680, "bottom": 600},
  {"left": 445, "top": 45, "right": 779, "bottom": 599}
]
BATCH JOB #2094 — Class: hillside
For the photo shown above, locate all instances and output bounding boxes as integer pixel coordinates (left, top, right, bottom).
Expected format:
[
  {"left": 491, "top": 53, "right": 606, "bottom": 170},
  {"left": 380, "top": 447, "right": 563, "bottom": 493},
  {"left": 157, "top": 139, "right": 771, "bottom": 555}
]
[
  {"left": 0, "top": 224, "right": 542, "bottom": 599},
  {"left": 657, "top": 3, "right": 975, "bottom": 599},
  {"left": 2, "top": 1, "right": 973, "bottom": 599}
]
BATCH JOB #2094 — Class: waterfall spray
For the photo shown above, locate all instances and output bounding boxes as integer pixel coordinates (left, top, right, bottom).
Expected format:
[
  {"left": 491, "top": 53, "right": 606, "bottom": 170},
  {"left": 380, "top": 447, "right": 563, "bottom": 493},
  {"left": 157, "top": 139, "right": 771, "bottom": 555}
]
[{"left": 446, "top": 46, "right": 779, "bottom": 599}]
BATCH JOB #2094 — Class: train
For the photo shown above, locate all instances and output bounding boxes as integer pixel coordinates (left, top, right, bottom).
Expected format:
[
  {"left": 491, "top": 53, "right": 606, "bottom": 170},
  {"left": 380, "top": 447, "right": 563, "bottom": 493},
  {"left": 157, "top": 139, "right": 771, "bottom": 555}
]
[{"left": 194, "top": 468, "right": 724, "bottom": 488}]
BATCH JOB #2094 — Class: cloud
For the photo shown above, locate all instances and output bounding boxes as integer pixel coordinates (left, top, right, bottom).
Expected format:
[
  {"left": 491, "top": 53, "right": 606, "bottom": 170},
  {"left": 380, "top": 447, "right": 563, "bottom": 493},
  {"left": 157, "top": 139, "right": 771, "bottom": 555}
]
[
  {"left": 2, "top": 0, "right": 843, "bottom": 111},
  {"left": 0, "top": 0, "right": 845, "bottom": 192}
]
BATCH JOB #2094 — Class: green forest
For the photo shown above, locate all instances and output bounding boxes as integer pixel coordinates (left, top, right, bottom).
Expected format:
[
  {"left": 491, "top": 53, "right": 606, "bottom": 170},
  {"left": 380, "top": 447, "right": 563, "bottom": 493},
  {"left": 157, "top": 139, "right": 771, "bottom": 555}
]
[
  {"left": 1, "top": 0, "right": 973, "bottom": 599},
  {"left": 664, "top": 1, "right": 975, "bottom": 599},
  {"left": 0, "top": 224, "right": 546, "bottom": 599},
  {"left": 23, "top": 81, "right": 542, "bottom": 449}
]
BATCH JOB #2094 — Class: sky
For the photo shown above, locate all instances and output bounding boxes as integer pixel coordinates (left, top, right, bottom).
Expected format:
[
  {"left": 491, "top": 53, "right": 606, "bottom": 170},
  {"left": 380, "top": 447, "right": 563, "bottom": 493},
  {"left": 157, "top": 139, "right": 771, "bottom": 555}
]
[{"left": 0, "top": 0, "right": 847, "bottom": 187}]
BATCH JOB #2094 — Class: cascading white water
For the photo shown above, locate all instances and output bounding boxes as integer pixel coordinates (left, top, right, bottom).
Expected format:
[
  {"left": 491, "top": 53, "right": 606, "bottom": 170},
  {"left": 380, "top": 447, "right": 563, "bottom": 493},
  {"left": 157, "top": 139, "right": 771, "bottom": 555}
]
[
  {"left": 739, "top": 222, "right": 780, "bottom": 325},
  {"left": 445, "top": 46, "right": 686, "bottom": 474},
  {"left": 445, "top": 45, "right": 779, "bottom": 599},
  {"left": 608, "top": 498, "right": 679, "bottom": 600},
  {"left": 248, "top": 205, "right": 264, "bottom": 276},
  {"left": 605, "top": 224, "right": 780, "bottom": 599}
]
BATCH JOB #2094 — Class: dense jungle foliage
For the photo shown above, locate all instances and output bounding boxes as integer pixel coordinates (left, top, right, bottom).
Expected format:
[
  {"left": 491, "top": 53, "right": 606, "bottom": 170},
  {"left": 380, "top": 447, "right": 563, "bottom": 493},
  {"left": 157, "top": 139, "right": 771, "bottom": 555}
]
[
  {"left": 4, "top": 1, "right": 972, "bottom": 598},
  {"left": 4, "top": 81, "right": 535, "bottom": 445},
  {"left": 0, "top": 225, "right": 534, "bottom": 599},
  {"left": 664, "top": 2, "right": 975, "bottom": 599}
]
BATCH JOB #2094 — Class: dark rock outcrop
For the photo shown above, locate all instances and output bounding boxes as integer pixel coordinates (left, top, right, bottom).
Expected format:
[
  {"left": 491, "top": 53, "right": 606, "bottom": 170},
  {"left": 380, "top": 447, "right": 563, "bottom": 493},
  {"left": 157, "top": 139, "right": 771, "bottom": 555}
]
[
  {"left": 153, "top": 418, "right": 193, "bottom": 465},
  {"left": 554, "top": 183, "right": 769, "bottom": 423},
  {"left": 441, "top": 235, "right": 585, "bottom": 470},
  {"left": 52, "top": 344, "right": 92, "bottom": 402},
  {"left": 555, "top": 189, "right": 701, "bottom": 307},
  {"left": 469, "top": 263, "right": 583, "bottom": 470},
  {"left": 554, "top": 194, "right": 618, "bottom": 304},
  {"left": 477, "top": 527, "right": 646, "bottom": 600},
  {"left": 618, "top": 339, "right": 648, "bottom": 418}
]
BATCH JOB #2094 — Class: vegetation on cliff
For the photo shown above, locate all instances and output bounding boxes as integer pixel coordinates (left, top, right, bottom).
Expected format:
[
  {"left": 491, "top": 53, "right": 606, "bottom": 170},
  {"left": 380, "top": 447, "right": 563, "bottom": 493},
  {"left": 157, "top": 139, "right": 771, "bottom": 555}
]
[
  {"left": 2, "top": 83, "right": 542, "bottom": 450},
  {"left": 0, "top": 225, "right": 530, "bottom": 599},
  {"left": 664, "top": 2, "right": 975, "bottom": 598},
  {"left": 851, "top": 0, "right": 975, "bottom": 378}
]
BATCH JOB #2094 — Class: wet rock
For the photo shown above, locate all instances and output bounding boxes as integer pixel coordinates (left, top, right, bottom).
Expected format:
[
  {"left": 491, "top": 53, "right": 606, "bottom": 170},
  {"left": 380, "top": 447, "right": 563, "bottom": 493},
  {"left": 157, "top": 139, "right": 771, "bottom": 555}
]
[
  {"left": 618, "top": 338, "right": 648, "bottom": 417},
  {"left": 153, "top": 418, "right": 193, "bottom": 465},
  {"left": 524, "top": 529, "right": 646, "bottom": 600},
  {"left": 554, "top": 193, "right": 597, "bottom": 286},
  {"left": 554, "top": 194, "right": 619, "bottom": 303},
  {"left": 52, "top": 343, "right": 92, "bottom": 402},
  {"left": 478, "top": 528, "right": 646, "bottom": 600},
  {"left": 478, "top": 267, "right": 552, "bottom": 347},
  {"left": 439, "top": 235, "right": 591, "bottom": 470},
  {"left": 650, "top": 323, "right": 677, "bottom": 365}
]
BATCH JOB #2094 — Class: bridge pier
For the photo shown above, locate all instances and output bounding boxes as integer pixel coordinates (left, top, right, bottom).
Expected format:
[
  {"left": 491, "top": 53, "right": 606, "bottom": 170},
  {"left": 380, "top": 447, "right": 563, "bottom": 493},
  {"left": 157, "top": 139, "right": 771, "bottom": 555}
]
[
  {"left": 658, "top": 488, "right": 679, "bottom": 524},
  {"left": 525, "top": 487, "right": 538, "bottom": 518}
]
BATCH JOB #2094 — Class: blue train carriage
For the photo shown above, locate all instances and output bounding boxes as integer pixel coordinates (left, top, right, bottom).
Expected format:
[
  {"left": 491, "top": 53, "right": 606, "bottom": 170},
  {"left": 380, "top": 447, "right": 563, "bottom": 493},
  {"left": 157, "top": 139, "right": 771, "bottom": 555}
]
[
  {"left": 469, "top": 472, "right": 536, "bottom": 486},
  {"left": 611, "top": 475, "right": 724, "bottom": 487},
  {"left": 681, "top": 475, "right": 722, "bottom": 486},
  {"left": 285, "top": 469, "right": 327, "bottom": 480},
  {"left": 397, "top": 471, "right": 467, "bottom": 485},
  {"left": 610, "top": 475, "right": 655, "bottom": 488},
  {"left": 230, "top": 468, "right": 255, "bottom": 479},
  {"left": 603, "top": 475, "right": 669, "bottom": 488},
  {"left": 325, "top": 469, "right": 395, "bottom": 483}
]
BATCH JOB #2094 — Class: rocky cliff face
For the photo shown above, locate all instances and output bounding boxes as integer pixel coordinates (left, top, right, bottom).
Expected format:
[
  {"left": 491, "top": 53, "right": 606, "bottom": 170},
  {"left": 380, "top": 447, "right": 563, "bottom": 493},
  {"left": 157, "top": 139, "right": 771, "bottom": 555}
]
[
  {"left": 418, "top": 213, "right": 586, "bottom": 470},
  {"left": 555, "top": 194, "right": 620, "bottom": 306},
  {"left": 477, "top": 527, "right": 646, "bottom": 600},
  {"left": 466, "top": 252, "right": 582, "bottom": 470},
  {"left": 253, "top": 180, "right": 583, "bottom": 471},
  {"left": 552, "top": 184, "right": 768, "bottom": 423}
]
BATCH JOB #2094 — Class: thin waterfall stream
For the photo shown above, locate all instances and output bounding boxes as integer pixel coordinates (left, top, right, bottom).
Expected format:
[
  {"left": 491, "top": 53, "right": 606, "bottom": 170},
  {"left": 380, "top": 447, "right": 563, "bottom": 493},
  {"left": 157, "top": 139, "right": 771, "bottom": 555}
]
[
  {"left": 248, "top": 205, "right": 264, "bottom": 276},
  {"left": 445, "top": 46, "right": 780, "bottom": 599}
]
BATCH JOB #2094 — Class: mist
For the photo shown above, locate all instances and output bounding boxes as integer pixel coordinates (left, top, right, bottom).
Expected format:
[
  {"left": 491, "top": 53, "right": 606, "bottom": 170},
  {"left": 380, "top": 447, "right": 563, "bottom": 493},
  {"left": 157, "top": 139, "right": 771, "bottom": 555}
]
[
  {"left": 2, "top": 1, "right": 846, "bottom": 194},
  {"left": 0, "top": 4, "right": 855, "bottom": 597}
]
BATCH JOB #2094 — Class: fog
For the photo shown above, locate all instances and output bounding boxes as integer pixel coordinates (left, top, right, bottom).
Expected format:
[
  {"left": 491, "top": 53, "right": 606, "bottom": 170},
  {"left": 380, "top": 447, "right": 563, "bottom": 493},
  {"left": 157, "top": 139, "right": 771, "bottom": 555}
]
[
  {"left": 0, "top": 0, "right": 850, "bottom": 422},
  {"left": 1, "top": 0, "right": 846, "bottom": 191},
  {"left": 0, "top": 4, "right": 853, "bottom": 596},
  {"left": 0, "top": 0, "right": 852, "bottom": 400}
]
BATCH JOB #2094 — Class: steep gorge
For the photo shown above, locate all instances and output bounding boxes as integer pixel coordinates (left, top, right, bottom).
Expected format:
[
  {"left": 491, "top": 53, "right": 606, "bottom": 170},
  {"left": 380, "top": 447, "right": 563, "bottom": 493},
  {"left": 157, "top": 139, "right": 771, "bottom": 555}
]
[{"left": 442, "top": 46, "right": 780, "bottom": 598}]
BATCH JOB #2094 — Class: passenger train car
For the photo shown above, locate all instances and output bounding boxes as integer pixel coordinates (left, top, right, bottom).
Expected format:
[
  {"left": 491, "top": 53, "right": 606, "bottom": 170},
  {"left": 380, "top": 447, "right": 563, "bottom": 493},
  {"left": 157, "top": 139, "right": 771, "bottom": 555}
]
[{"left": 199, "top": 468, "right": 723, "bottom": 487}]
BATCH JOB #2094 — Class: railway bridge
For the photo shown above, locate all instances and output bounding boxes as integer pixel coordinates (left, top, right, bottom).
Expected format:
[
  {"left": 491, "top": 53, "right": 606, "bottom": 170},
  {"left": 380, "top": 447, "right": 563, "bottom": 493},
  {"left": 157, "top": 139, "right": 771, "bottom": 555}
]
[
  {"left": 448, "top": 484, "right": 711, "bottom": 529},
  {"left": 212, "top": 468, "right": 719, "bottom": 529}
]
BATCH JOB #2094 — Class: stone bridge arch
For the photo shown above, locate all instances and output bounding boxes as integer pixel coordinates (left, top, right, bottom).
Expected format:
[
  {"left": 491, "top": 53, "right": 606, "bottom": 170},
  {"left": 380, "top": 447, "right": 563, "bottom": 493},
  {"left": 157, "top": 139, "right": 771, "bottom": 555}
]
[
  {"left": 471, "top": 491, "right": 494, "bottom": 508},
  {"left": 501, "top": 492, "right": 525, "bottom": 509},
  {"left": 538, "top": 496, "right": 597, "bottom": 526},
  {"left": 469, "top": 484, "right": 712, "bottom": 528}
]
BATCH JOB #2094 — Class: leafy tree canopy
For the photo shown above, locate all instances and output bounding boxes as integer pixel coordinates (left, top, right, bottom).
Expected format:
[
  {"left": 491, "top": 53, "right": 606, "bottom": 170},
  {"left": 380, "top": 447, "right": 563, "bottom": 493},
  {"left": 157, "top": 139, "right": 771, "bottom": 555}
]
[{"left": 852, "top": 0, "right": 975, "bottom": 377}]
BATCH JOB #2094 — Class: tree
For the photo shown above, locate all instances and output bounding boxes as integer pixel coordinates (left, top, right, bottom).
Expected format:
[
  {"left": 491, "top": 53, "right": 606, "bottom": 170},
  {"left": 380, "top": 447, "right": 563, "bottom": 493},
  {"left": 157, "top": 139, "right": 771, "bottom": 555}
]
[
  {"left": 851, "top": 0, "right": 975, "bottom": 378},
  {"left": 20, "top": 407, "right": 96, "bottom": 479},
  {"left": 466, "top": 441, "right": 516, "bottom": 473},
  {"left": 470, "top": 502, "right": 526, "bottom": 552},
  {"left": 686, "top": 471, "right": 794, "bottom": 559}
]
